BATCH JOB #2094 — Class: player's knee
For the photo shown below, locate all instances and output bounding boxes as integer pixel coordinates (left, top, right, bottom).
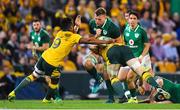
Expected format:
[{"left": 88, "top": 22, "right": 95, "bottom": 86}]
[
  {"left": 126, "top": 72, "right": 135, "bottom": 83},
  {"left": 27, "top": 74, "right": 37, "bottom": 82},
  {"left": 51, "top": 70, "right": 61, "bottom": 78},
  {"left": 50, "top": 77, "right": 59, "bottom": 84},
  {"left": 141, "top": 71, "right": 152, "bottom": 81},
  {"left": 48, "top": 83, "right": 58, "bottom": 89}
]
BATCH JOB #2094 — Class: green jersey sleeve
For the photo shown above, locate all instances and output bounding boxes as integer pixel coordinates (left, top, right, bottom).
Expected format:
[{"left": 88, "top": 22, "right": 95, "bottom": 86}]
[
  {"left": 110, "top": 24, "right": 121, "bottom": 38},
  {"left": 141, "top": 28, "right": 149, "bottom": 43},
  {"left": 89, "top": 19, "right": 96, "bottom": 35},
  {"left": 41, "top": 31, "right": 50, "bottom": 43}
]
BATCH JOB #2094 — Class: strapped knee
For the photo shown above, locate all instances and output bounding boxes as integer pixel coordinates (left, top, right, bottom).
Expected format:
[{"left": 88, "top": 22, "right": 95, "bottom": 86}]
[
  {"left": 27, "top": 74, "right": 37, "bottom": 82},
  {"left": 141, "top": 71, "right": 152, "bottom": 81}
]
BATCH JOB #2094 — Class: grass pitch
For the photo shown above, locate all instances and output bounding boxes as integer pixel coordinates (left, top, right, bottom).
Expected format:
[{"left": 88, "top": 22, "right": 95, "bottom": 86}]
[{"left": 0, "top": 100, "right": 180, "bottom": 109}]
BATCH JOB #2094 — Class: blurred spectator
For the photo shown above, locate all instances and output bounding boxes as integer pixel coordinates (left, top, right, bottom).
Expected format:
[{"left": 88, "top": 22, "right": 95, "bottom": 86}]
[
  {"left": 86, "top": 0, "right": 96, "bottom": 20},
  {"left": 59, "top": 57, "right": 77, "bottom": 71},
  {"left": 77, "top": 44, "right": 88, "bottom": 70},
  {"left": 151, "top": 35, "right": 165, "bottom": 61},
  {"left": 6, "top": 32, "right": 19, "bottom": 64},
  {"left": 65, "top": 0, "right": 77, "bottom": 18},
  {"left": 162, "top": 33, "right": 179, "bottom": 62},
  {"left": 0, "top": 60, "right": 15, "bottom": 99},
  {"left": 140, "top": 11, "right": 152, "bottom": 30},
  {"left": 158, "top": 12, "right": 176, "bottom": 33}
]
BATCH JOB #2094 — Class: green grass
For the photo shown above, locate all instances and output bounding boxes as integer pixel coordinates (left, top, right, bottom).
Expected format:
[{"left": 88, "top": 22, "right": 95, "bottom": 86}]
[{"left": 0, "top": 100, "right": 180, "bottom": 109}]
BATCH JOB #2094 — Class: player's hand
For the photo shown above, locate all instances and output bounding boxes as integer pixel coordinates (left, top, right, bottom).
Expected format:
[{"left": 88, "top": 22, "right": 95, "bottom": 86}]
[
  {"left": 138, "top": 55, "right": 143, "bottom": 63},
  {"left": 106, "top": 39, "right": 116, "bottom": 44},
  {"left": 75, "top": 15, "right": 81, "bottom": 26},
  {"left": 95, "top": 29, "right": 102, "bottom": 37},
  {"left": 115, "top": 37, "right": 124, "bottom": 44},
  {"left": 138, "top": 86, "right": 145, "bottom": 95}
]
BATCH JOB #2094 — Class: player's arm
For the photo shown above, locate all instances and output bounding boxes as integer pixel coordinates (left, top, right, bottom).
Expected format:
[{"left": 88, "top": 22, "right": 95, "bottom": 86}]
[
  {"left": 140, "top": 42, "right": 150, "bottom": 57},
  {"left": 139, "top": 29, "right": 150, "bottom": 59},
  {"left": 153, "top": 100, "right": 173, "bottom": 104},
  {"left": 74, "top": 15, "right": 81, "bottom": 33},
  {"left": 79, "top": 37, "right": 115, "bottom": 44},
  {"left": 34, "top": 43, "right": 49, "bottom": 51}
]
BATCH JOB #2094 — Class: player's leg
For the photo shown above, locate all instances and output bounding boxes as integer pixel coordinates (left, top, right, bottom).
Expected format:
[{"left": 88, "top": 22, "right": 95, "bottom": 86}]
[
  {"left": 111, "top": 77, "right": 126, "bottom": 103},
  {"left": 105, "top": 64, "right": 123, "bottom": 103},
  {"left": 126, "top": 70, "right": 138, "bottom": 99},
  {"left": 140, "top": 54, "right": 153, "bottom": 92},
  {"left": 117, "top": 67, "right": 138, "bottom": 103},
  {"left": 8, "top": 58, "right": 45, "bottom": 101},
  {"left": 107, "top": 46, "right": 170, "bottom": 99},
  {"left": 126, "top": 58, "right": 170, "bottom": 99},
  {"left": 42, "top": 61, "right": 61, "bottom": 103},
  {"left": 83, "top": 53, "right": 103, "bottom": 93}
]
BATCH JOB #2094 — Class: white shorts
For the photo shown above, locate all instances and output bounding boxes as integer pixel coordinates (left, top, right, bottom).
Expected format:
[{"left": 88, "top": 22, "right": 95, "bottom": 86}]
[{"left": 120, "top": 54, "right": 152, "bottom": 72}]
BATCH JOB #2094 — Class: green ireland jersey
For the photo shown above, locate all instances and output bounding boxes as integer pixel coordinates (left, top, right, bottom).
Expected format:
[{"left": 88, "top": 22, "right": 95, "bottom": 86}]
[
  {"left": 123, "top": 24, "right": 148, "bottom": 57},
  {"left": 30, "top": 28, "right": 50, "bottom": 57},
  {"left": 161, "top": 78, "right": 180, "bottom": 103},
  {"left": 89, "top": 17, "right": 120, "bottom": 39}
]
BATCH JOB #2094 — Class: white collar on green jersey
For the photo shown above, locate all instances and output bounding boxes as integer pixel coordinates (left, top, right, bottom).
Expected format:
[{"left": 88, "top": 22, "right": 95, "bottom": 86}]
[
  {"left": 35, "top": 28, "right": 42, "bottom": 35},
  {"left": 101, "top": 18, "right": 107, "bottom": 28},
  {"left": 129, "top": 25, "right": 139, "bottom": 32}
]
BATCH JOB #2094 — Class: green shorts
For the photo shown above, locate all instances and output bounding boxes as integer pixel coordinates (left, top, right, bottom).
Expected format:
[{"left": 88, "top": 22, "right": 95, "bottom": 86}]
[
  {"left": 33, "top": 57, "right": 60, "bottom": 77},
  {"left": 107, "top": 45, "right": 135, "bottom": 66}
]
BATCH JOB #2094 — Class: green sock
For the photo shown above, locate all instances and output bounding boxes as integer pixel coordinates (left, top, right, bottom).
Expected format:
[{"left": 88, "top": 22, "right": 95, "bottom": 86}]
[
  {"left": 54, "top": 88, "right": 61, "bottom": 99},
  {"left": 122, "top": 82, "right": 132, "bottom": 99},
  {"left": 130, "top": 89, "right": 137, "bottom": 97},
  {"left": 146, "top": 77, "right": 160, "bottom": 88},
  {"left": 87, "top": 67, "right": 101, "bottom": 82},
  {"left": 45, "top": 87, "right": 55, "bottom": 100},
  {"left": 111, "top": 81, "right": 124, "bottom": 98},
  {"left": 105, "top": 80, "right": 114, "bottom": 100},
  {"left": 14, "top": 77, "right": 32, "bottom": 93}
]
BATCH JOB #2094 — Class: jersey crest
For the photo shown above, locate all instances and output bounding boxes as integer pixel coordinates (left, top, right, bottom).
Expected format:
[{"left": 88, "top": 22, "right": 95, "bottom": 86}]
[
  {"left": 135, "top": 33, "right": 139, "bottom": 38},
  {"left": 103, "top": 30, "right": 107, "bottom": 35}
]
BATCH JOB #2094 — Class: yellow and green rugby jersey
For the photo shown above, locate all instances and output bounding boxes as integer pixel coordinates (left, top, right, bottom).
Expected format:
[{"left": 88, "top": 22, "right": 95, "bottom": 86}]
[{"left": 42, "top": 31, "right": 81, "bottom": 67}]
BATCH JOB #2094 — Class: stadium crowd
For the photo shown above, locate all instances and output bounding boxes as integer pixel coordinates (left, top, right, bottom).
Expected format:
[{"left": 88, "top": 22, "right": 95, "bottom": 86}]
[{"left": 0, "top": 0, "right": 180, "bottom": 99}]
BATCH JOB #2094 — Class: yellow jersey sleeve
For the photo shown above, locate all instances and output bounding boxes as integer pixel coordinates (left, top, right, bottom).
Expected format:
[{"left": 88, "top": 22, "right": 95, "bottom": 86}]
[{"left": 72, "top": 34, "right": 82, "bottom": 43}]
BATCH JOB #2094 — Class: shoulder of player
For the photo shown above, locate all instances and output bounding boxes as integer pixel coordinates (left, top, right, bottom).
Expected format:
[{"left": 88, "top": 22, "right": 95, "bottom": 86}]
[
  {"left": 138, "top": 25, "right": 147, "bottom": 33},
  {"left": 41, "top": 29, "right": 49, "bottom": 36},
  {"left": 107, "top": 17, "right": 119, "bottom": 29},
  {"left": 89, "top": 19, "right": 95, "bottom": 26}
]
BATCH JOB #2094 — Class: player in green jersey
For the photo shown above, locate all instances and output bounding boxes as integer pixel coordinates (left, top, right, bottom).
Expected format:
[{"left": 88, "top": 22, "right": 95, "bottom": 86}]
[
  {"left": 138, "top": 76, "right": 180, "bottom": 103},
  {"left": 117, "top": 11, "right": 152, "bottom": 103},
  {"left": 28, "top": 18, "right": 50, "bottom": 58},
  {"left": 83, "top": 7, "right": 122, "bottom": 103}
]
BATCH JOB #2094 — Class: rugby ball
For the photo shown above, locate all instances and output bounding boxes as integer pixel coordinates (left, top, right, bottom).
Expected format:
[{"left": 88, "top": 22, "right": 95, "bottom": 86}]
[{"left": 98, "top": 36, "right": 112, "bottom": 46}]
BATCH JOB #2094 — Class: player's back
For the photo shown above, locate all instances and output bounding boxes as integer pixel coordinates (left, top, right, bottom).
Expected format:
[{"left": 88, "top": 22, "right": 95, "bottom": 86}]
[
  {"left": 42, "top": 31, "right": 81, "bottom": 67},
  {"left": 162, "top": 78, "right": 179, "bottom": 103}
]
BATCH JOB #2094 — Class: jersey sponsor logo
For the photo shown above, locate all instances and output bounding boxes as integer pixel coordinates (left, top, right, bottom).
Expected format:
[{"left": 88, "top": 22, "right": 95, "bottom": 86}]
[
  {"left": 129, "top": 39, "right": 134, "bottom": 45},
  {"left": 135, "top": 33, "right": 139, "bottom": 38},
  {"left": 103, "top": 30, "right": 107, "bottom": 35}
]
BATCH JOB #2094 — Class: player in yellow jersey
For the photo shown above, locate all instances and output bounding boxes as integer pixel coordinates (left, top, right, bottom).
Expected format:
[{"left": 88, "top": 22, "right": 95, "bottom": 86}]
[{"left": 8, "top": 17, "right": 115, "bottom": 102}]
